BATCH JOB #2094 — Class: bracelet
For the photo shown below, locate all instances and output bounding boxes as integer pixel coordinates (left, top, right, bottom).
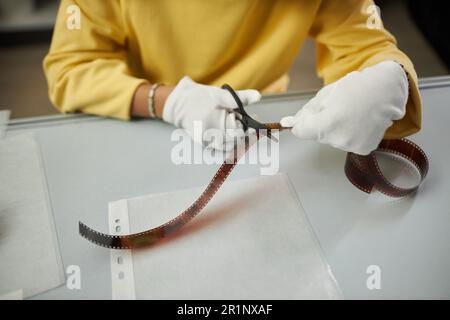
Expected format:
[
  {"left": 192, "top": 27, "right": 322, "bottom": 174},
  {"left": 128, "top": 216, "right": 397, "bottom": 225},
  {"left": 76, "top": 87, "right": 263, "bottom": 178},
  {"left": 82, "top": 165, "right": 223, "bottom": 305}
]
[{"left": 147, "top": 83, "right": 161, "bottom": 118}]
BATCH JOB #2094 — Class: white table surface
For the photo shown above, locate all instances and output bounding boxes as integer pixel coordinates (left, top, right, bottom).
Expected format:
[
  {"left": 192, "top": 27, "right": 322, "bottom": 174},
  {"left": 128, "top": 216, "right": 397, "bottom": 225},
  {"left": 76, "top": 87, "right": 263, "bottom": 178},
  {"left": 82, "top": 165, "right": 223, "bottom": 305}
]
[{"left": 6, "top": 76, "right": 450, "bottom": 299}]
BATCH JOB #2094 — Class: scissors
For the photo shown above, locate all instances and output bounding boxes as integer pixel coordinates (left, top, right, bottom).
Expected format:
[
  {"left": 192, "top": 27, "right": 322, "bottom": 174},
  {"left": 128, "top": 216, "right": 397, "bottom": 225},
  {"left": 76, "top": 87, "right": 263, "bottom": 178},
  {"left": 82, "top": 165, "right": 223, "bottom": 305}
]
[{"left": 221, "top": 84, "right": 283, "bottom": 141}]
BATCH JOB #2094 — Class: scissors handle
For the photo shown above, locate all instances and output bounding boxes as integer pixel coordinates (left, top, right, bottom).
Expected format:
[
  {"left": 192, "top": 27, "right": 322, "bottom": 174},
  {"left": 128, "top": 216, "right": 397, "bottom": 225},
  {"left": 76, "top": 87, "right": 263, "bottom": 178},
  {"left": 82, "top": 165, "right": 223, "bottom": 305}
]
[{"left": 221, "top": 84, "right": 268, "bottom": 132}]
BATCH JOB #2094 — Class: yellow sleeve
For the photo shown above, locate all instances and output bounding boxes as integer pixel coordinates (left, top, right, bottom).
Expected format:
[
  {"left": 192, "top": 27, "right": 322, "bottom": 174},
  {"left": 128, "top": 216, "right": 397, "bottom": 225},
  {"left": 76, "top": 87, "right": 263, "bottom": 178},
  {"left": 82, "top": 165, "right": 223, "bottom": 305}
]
[
  {"left": 309, "top": 0, "right": 421, "bottom": 139},
  {"left": 43, "top": 0, "right": 148, "bottom": 120}
]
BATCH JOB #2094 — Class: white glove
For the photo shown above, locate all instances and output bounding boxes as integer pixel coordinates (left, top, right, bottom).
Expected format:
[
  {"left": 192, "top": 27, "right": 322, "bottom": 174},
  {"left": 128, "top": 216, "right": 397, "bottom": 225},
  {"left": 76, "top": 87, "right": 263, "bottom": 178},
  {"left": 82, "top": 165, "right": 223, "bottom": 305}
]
[
  {"left": 280, "top": 61, "right": 408, "bottom": 155},
  {"left": 163, "top": 76, "right": 261, "bottom": 150}
]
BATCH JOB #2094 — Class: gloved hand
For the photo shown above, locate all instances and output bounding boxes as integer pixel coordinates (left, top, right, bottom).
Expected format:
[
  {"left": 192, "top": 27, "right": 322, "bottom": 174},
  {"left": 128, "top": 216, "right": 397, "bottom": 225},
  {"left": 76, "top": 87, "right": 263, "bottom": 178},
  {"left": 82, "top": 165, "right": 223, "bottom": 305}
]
[
  {"left": 163, "top": 76, "right": 261, "bottom": 150},
  {"left": 280, "top": 61, "right": 408, "bottom": 155}
]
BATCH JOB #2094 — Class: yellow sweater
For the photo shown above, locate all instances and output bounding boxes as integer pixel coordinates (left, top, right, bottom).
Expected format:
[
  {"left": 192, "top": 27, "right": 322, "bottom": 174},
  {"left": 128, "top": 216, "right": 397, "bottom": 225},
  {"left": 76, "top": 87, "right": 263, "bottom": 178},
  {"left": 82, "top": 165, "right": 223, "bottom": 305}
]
[{"left": 44, "top": 0, "right": 421, "bottom": 139}]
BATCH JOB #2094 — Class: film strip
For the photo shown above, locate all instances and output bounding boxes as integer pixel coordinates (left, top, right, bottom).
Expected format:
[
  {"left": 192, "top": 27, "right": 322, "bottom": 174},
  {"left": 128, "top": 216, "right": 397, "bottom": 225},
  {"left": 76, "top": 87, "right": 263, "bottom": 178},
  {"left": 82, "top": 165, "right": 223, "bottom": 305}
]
[
  {"left": 345, "top": 139, "right": 428, "bottom": 197},
  {"left": 79, "top": 132, "right": 428, "bottom": 249},
  {"left": 79, "top": 89, "right": 429, "bottom": 250}
]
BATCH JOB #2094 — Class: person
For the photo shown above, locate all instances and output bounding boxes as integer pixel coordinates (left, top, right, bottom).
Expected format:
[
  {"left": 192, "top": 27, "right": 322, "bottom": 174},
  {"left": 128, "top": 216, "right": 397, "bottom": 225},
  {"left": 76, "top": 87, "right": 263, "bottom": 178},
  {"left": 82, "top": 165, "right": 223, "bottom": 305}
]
[{"left": 44, "top": 0, "right": 421, "bottom": 155}]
